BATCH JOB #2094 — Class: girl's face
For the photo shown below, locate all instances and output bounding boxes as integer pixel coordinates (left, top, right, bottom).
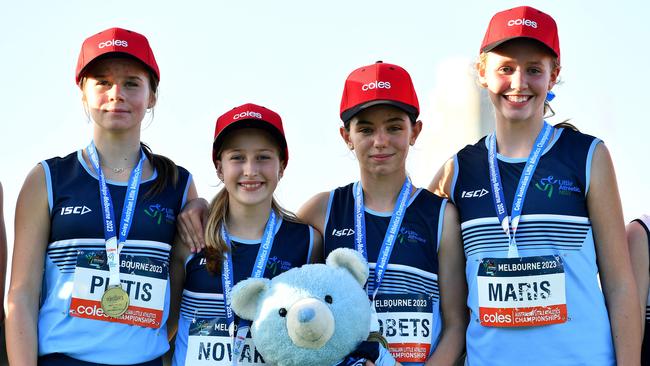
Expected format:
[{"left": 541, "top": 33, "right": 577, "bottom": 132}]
[
  {"left": 82, "top": 57, "right": 155, "bottom": 134},
  {"left": 479, "top": 39, "right": 559, "bottom": 125},
  {"left": 216, "top": 128, "right": 285, "bottom": 210},
  {"left": 341, "top": 105, "right": 422, "bottom": 178}
]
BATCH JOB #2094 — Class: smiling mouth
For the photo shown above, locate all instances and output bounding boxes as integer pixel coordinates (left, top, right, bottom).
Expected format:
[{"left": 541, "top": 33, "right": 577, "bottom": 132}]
[
  {"left": 504, "top": 95, "right": 531, "bottom": 103},
  {"left": 239, "top": 182, "right": 263, "bottom": 190}
]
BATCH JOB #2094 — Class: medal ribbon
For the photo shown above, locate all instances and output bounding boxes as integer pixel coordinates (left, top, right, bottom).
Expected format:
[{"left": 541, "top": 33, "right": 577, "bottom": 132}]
[
  {"left": 220, "top": 210, "right": 277, "bottom": 366},
  {"left": 87, "top": 142, "right": 145, "bottom": 287},
  {"left": 354, "top": 177, "right": 411, "bottom": 300},
  {"left": 487, "top": 122, "right": 553, "bottom": 258}
]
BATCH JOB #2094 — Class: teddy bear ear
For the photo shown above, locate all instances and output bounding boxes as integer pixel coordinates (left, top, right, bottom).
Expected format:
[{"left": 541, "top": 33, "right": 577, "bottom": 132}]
[
  {"left": 231, "top": 278, "right": 270, "bottom": 321},
  {"left": 325, "top": 248, "right": 369, "bottom": 286}
]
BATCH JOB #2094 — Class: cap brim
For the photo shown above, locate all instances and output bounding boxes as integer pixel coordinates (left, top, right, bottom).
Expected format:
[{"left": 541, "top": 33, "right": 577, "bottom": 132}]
[
  {"left": 77, "top": 52, "right": 158, "bottom": 84},
  {"left": 481, "top": 37, "right": 558, "bottom": 57},
  {"left": 212, "top": 119, "right": 287, "bottom": 158},
  {"left": 341, "top": 100, "right": 419, "bottom": 123}
]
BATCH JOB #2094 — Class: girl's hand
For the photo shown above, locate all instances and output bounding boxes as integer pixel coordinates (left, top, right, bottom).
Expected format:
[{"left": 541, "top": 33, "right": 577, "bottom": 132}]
[{"left": 177, "top": 197, "right": 209, "bottom": 252}]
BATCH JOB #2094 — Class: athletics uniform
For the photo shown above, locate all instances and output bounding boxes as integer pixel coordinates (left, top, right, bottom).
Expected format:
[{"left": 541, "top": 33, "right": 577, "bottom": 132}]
[
  {"left": 323, "top": 182, "right": 446, "bottom": 366},
  {"left": 38, "top": 150, "right": 192, "bottom": 365},
  {"left": 632, "top": 215, "right": 650, "bottom": 365},
  {"left": 172, "top": 220, "right": 314, "bottom": 366},
  {"left": 452, "top": 127, "right": 613, "bottom": 365}
]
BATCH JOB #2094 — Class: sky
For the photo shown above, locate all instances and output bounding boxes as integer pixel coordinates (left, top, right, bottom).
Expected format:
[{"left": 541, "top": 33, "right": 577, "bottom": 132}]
[{"left": 1, "top": 0, "right": 649, "bottom": 267}]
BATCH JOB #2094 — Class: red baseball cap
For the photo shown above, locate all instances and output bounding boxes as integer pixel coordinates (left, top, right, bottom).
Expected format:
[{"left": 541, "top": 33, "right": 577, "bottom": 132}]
[
  {"left": 340, "top": 61, "right": 419, "bottom": 123},
  {"left": 481, "top": 6, "right": 560, "bottom": 59},
  {"left": 75, "top": 27, "right": 160, "bottom": 84},
  {"left": 212, "top": 103, "right": 288, "bottom": 169}
]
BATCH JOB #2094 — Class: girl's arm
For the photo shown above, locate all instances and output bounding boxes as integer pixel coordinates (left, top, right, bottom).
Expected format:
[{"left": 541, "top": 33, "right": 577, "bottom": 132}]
[
  {"left": 589, "top": 143, "right": 641, "bottom": 365},
  {"left": 0, "top": 182, "right": 7, "bottom": 323},
  {"left": 168, "top": 236, "right": 190, "bottom": 340},
  {"left": 168, "top": 179, "right": 199, "bottom": 338},
  {"left": 626, "top": 220, "right": 649, "bottom": 333},
  {"left": 6, "top": 165, "right": 51, "bottom": 365},
  {"left": 425, "top": 203, "right": 468, "bottom": 366}
]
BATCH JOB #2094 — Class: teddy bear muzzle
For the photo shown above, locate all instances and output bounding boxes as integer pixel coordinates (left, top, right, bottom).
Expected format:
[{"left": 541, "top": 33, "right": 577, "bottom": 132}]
[{"left": 286, "top": 297, "right": 335, "bottom": 349}]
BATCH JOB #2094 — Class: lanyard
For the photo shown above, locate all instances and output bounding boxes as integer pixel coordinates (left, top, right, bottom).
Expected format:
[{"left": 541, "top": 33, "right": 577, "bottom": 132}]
[
  {"left": 487, "top": 122, "right": 553, "bottom": 258},
  {"left": 354, "top": 177, "right": 411, "bottom": 300},
  {"left": 86, "top": 142, "right": 145, "bottom": 287},
  {"left": 220, "top": 210, "right": 277, "bottom": 366}
]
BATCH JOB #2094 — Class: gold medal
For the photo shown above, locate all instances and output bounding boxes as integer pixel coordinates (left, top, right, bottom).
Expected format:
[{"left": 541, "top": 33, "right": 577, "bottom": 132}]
[{"left": 101, "top": 285, "right": 130, "bottom": 318}]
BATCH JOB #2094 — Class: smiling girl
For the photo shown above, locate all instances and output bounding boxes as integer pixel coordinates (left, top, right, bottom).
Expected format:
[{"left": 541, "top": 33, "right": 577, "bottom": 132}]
[
  {"left": 428, "top": 6, "right": 640, "bottom": 365},
  {"left": 169, "top": 104, "right": 318, "bottom": 366}
]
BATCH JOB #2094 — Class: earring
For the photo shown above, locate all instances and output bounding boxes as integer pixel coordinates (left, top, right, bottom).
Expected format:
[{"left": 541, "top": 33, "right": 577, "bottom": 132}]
[{"left": 348, "top": 143, "right": 354, "bottom": 150}]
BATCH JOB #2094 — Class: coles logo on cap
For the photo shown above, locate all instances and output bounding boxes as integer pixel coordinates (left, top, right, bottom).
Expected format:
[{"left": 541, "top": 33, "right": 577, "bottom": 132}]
[
  {"left": 507, "top": 18, "right": 537, "bottom": 28},
  {"left": 98, "top": 39, "right": 129, "bottom": 48},
  {"left": 212, "top": 103, "right": 288, "bottom": 169},
  {"left": 480, "top": 6, "right": 560, "bottom": 60},
  {"left": 361, "top": 80, "right": 391, "bottom": 91},
  {"left": 76, "top": 27, "right": 160, "bottom": 84},
  {"left": 340, "top": 61, "right": 419, "bottom": 123},
  {"left": 233, "top": 110, "right": 263, "bottom": 120}
]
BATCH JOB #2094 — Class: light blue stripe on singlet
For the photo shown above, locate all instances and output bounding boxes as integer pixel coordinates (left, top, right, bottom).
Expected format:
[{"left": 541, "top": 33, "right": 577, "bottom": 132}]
[
  {"left": 450, "top": 155, "right": 459, "bottom": 204},
  {"left": 181, "top": 174, "right": 192, "bottom": 206},
  {"left": 76, "top": 149, "right": 158, "bottom": 185},
  {"left": 228, "top": 218, "right": 283, "bottom": 245},
  {"left": 364, "top": 188, "right": 421, "bottom": 217},
  {"left": 585, "top": 138, "right": 602, "bottom": 197},
  {"left": 323, "top": 190, "right": 335, "bottom": 242},
  {"left": 306, "top": 226, "right": 314, "bottom": 263},
  {"left": 41, "top": 161, "right": 53, "bottom": 213},
  {"left": 436, "top": 199, "right": 447, "bottom": 252},
  {"left": 483, "top": 127, "right": 563, "bottom": 164}
]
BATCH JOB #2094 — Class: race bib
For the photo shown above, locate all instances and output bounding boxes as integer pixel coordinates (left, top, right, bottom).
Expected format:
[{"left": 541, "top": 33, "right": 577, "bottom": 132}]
[
  {"left": 477, "top": 255, "right": 567, "bottom": 327},
  {"left": 373, "top": 293, "right": 433, "bottom": 363},
  {"left": 185, "top": 318, "right": 266, "bottom": 365},
  {"left": 69, "top": 250, "right": 168, "bottom": 328}
]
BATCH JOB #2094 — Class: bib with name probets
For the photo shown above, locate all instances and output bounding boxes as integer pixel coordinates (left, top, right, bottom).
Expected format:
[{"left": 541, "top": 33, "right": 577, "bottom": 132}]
[
  {"left": 374, "top": 293, "right": 433, "bottom": 363},
  {"left": 477, "top": 255, "right": 567, "bottom": 327},
  {"left": 69, "top": 250, "right": 168, "bottom": 328}
]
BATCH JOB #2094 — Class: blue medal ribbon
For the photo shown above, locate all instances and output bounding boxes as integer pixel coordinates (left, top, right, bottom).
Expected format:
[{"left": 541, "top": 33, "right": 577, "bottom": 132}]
[
  {"left": 353, "top": 177, "right": 412, "bottom": 299},
  {"left": 86, "top": 142, "right": 145, "bottom": 287},
  {"left": 220, "top": 210, "right": 278, "bottom": 366},
  {"left": 487, "top": 122, "right": 553, "bottom": 258}
]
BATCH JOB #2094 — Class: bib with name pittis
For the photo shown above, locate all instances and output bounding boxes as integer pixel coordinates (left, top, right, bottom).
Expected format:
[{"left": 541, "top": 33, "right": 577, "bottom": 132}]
[
  {"left": 70, "top": 250, "right": 168, "bottom": 328},
  {"left": 477, "top": 255, "right": 567, "bottom": 327},
  {"left": 186, "top": 317, "right": 265, "bottom": 365},
  {"left": 373, "top": 294, "right": 433, "bottom": 363}
]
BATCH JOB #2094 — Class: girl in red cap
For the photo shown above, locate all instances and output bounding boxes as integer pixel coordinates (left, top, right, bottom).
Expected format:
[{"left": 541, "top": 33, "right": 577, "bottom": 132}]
[
  {"left": 6, "top": 28, "right": 198, "bottom": 366},
  {"left": 429, "top": 6, "right": 640, "bottom": 365},
  {"left": 298, "top": 61, "right": 467, "bottom": 366},
  {"left": 168, "top": 103, "right": 319, "bottom": 366}
]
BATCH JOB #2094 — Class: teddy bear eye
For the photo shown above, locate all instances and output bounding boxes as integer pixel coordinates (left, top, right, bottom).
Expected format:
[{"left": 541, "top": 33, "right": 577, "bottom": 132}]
[
  {"left": 278, "top": 308, "right": 287, "bottom": 317},
  {"left": 324, "top": 295, "right": 333, "bottom": 304}
]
